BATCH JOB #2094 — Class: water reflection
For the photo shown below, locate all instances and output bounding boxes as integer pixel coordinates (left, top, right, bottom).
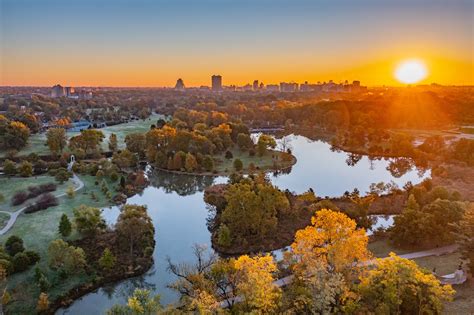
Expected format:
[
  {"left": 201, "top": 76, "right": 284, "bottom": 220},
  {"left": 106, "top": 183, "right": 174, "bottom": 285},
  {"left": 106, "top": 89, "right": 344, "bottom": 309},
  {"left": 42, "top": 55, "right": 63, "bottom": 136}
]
[{"left": 59, "top": 135, "right": 429, "bottom": 314}]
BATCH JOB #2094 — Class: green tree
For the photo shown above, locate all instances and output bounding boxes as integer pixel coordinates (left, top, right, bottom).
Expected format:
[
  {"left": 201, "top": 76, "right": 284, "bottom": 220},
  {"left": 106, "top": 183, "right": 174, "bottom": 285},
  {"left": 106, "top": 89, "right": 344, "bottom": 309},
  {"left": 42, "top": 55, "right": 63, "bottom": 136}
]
[
  {"left": 237, "top": 133, "right": 253, "bottom": 150},
  {"left": 202, "top": 155, "right": 214, "bottom": 172},
  {"left": 46, "top": 128, "right": 67, "bottom": 155},
  {"left": 257, "top": 134, "right": 276, "bottom": 156},
  {"left": 107, "top": 289, "right": 162, "bottom": 315},
  {"left": 2, "top": 121, "right": 30, "bottom": 150},
  {"left": 125, "top": 133, "right": 146, "bottom": 156},
  {"left": 217, "top": 224, "right": 232, "bottom": 247},
  {"left": 99, "top": 248, "right": 116, "bottom": 271},
  {"left": 73, "top": 205, "right": 106, "bottom": 236},
  {"left": 5, "top": 235, "right": 24, "bottom": 256},
  {"left": 451, "top": 204, "right": 474, "bottom": 275},
  {"left": 58, "top": 214, "right": 72, "bottom": 237},
  {"left": 233, "top": 158, "right": 243, "bottom": 172}
]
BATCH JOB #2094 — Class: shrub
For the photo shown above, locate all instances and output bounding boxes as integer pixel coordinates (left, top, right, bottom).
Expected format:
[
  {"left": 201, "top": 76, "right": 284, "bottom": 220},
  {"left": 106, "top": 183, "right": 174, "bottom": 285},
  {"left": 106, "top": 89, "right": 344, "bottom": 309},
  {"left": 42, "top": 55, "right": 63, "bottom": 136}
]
[
  {"left": 225, "top": 150, "right": 233, "bottom": 159},
  {"left": 248, "top": 148, "right": 256, "bottom": 157},
  {"left": 233, "top": 158, "right": 243, "bottom": 171},
  {"left": 55, "top": 168, "right": 71, "bottom": 183},
  {"left": 12, "top": 252, "right": 30, "bottom": 272},
  {"left": 24, "top": 193, "right": 58, "bottom": 214},
  {"left": 11, "top": 191, "right": 29, "bottom": 206},
  {"left": 3, "top": 159, "right": 17, "bottom": 176},
  {"left": 5, "top": 235, "right": 24, "bottom": 256},
  {"left": 25, "top": 250, "right": 41, "bottom": 265},
  {"left": 17, "top": 161, "right": 33, "bottom": 177}
]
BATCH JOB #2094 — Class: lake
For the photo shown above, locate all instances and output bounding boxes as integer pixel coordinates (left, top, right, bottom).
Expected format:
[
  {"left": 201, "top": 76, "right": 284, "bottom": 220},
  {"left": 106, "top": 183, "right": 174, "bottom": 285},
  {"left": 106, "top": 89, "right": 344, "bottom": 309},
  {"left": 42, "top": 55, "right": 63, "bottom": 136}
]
[{"left": 58, "top": 135, "right": 428, "bottom": 314}]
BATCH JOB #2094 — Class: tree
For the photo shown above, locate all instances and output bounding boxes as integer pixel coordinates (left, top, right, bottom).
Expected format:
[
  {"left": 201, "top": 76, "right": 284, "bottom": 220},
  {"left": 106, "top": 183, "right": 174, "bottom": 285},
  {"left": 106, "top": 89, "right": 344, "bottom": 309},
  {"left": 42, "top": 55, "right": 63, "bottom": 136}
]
[
  {"left": 112, "top": 149, "right": 137, "bottom": 170},
  {"left": 73, "top": 205, "right": 105, "bottom": 236},
  {"left": 355, "top": 253, "right": 454, "bottom": 314},
  {"left": 125, "top": 133, "right": 146, "bottom": 156},
  {"left": 99, "top": 248, "right": 116, "bottom": 271},
  {"left": 5, "top": 235, "right": 24, "bottom": 256},
  {"left": 66, "top": 185, "right": 75, "bottom": 198},
  {"left": 184, "top": 153, "right": 198, "bottom": 172},
  {"left": 217, "top": 224, "right": 232, "bottom": 247},
  {"left": 116, "top": 204, "right": 154, "bottom": 258},
  {"left": 69, "top": 129, "right": 104, "bottom": 155},
  {"left": 2, "top": 121, "right": 30, "bottom": 150},
  {"left": 54, "top": 168, "right": 71, "bottom": 183},
  {"left": 36, "top": 292, "right": 49, "bottom": 312},
  {"left": 3, "top": 160, "right": 16, "bottom": 176},
  {"left": 236, "top": 133, "right": 253, "bottom": 150},
  {"left": 202, "top": 155, "right": 214, "bottom": 172},
  {"left": 257, "top": 134, "right": 276, "bottom": 156},
  {"left": 58, "top": 214, "right": 72, "bottom": 237},
  {"left": 107, "top": 289, "right": 162, "bottom": 315},
  {"left": 290, "top": 209, "right": 369, "bottom": 277},
  {"left": 233, "top": 158, "right": 243, "bottom": 172},
  {"left": 17, "top": 160, "right": 33, "bottom": 177},
  {"left": 46, "top": 128, "right": 67, "bottom": 155},
  {"left": 451, "top": 204, "right": 474, "bottom": 275},
  {"left": 12, "top": 252, "right": 30, "bottom": 272},
  {"left": 48, "top": 239, "right": 86, "bottom": 274},
  {"left": 108, "top": 133, "right": 118, "bottom": 152},
  {"left": 234, "top": 255, "right": 281, "bottom": 313}
]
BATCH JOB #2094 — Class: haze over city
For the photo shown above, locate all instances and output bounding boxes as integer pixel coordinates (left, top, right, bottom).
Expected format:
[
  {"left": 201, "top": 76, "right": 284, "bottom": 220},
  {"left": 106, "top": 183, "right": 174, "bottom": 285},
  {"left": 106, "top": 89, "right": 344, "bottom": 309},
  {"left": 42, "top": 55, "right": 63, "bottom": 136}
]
[{"left": 1, "top": 0, "right": 473, "bottom": 87}]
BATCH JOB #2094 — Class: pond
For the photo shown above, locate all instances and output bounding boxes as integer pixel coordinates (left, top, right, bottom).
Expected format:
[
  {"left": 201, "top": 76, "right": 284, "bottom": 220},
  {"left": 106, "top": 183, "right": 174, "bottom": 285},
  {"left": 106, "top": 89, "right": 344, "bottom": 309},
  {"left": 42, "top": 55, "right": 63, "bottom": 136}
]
[{"left": 58, "top": 135, "right": 428, "bottom": 314}]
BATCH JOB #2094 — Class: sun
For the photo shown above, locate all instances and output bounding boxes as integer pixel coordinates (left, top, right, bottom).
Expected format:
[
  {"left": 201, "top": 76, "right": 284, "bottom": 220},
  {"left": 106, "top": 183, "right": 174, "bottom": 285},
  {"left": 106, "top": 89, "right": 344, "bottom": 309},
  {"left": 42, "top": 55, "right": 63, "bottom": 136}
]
[{"left": 395, "top": 59, "right": 428, "bottom": 84}]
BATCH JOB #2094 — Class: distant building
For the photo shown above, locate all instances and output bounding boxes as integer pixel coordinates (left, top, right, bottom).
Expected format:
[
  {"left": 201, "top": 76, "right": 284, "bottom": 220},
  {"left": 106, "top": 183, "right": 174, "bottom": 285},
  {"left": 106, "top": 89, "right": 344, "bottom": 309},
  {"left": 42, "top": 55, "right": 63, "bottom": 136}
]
[
  {"left": 253, "top": 80, "right": 259, "bottom": 90},
  {"left": 259, "top": 82, "right": 265, "bottom": 89},
  {"left": 211, "top": 75, "right": 222, "bottom": 91},
  {"left": 266, "top": 84, "right": 279, "bottom": 92},
  {"left": 280, "top": 82, "right": 298, "bottom": 92},
  {"left": 65, "top": 87, "right": 75, "bottom": 97},
  {"left": 175, "top": 78, "right": 185, "bottom": 91},
  {"left": 51, "top": 84, "right": 65, "bottom": 98}
]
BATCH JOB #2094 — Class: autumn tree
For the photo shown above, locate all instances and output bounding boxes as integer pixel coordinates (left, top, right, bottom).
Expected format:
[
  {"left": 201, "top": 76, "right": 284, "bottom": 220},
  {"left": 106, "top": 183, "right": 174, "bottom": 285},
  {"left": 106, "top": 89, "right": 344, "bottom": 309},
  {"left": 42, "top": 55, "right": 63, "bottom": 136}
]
[
  {"left": 46, "top": 128, "right": 67, "bottom": 156},
  {"left": 257, "top": 134, "right": 276, "bottom": 156},
  {"left": 355, "top": 253, "right": 454, "bottom": 314},
  {"left": 3, "top": 159, "right": 16, "bottom": 176},
  {"left": 125, "top": 132, "right": 146, "bottom": 157},
  {"left": 17, "top": 160, "right": 33, "bottom": 177},
  {"left": 234, "top": 255, "right": 281, "bottom": 313},
  {"left": 36, "top": 292, "right": 49, "bottom": 312},
  {"left": 73, "top": 205, "right": 106, "bottom": 236},
  {"left": 184, "top": 153, "right": 198, "bottom": 172},
  {"left": 69, "top": 129, "right": 104, "bottom": 155},
  {"left": 1, "top": 121, "right": 30, "bottom": 150},
  {"left": 108, "top": 133, "right": 118, "bottom": 152},
  {"left": 116, "top": 204, "right": 154, "bottom": 258},
  {"left": 48, "top": 239, "right": 86, "bottom": 274},
  {"left": 112, "top": 149, "right": 137, "bottom": 170},
  {"left": 451, "top": 204, "right": 474, "bottom": 275}
]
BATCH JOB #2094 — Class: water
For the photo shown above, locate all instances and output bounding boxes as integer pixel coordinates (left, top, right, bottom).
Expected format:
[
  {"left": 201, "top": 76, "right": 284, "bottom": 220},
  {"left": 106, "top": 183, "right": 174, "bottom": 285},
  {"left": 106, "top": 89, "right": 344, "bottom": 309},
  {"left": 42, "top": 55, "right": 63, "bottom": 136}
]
[{"left": 58, "top": 135, "right": 428, "bottom": 314}]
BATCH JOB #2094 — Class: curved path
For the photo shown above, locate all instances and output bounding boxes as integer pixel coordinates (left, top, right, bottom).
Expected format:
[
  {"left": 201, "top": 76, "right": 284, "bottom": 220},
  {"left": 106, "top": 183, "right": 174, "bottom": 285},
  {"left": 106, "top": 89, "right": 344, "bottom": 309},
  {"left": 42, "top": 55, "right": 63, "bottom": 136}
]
[{"left": 0, "top": 174, "right": 84, "bottom": 236}]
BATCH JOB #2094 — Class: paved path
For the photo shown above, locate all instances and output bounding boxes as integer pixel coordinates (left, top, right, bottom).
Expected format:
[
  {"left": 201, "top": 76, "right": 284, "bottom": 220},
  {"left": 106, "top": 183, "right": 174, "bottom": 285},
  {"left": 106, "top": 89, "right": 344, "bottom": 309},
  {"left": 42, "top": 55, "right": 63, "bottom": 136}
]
[
  {"left": 220, "top": 243, "right": 460, "bottom": 308},
  {"left": 0, "top": 174, "right": 84, "bottom": 235}
]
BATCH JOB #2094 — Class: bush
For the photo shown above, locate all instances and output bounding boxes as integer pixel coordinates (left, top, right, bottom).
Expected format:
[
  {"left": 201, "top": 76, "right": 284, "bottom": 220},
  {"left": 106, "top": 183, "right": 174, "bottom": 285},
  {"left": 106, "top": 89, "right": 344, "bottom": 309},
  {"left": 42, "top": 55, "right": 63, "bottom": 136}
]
[
  {"left": 248, "top": 148, "right": 256, "bottom": 157},
  {"left": 0, "top": 259, "right": 13, "bottom": 274},
  {"left": 233, "top": 158, "right": 243, "bottom": 171},
  {"left": 12, "top": 252, "right": 30, "bottom": 272},
  {"left": 3, "top": 159, "right": 17, "bottom": 176},
  {"left": 25, "top": 250, "right": 40, "bottom": 265},
  {"left": 225, "top": 150, "right": 233, "bottom": 159},
  {"left": 5, "top": 235, "right": 24, "bottom": 256},
  {"left": 24, "top": 193, "right": 58, "bottom": 214},
  {"left": 55, "top": 168, "right": 71, "bottom": 183},
  {"left": 11, "top": 191, "right": 29, "bottom": 206},
  {"left": 17, "top": 161, "right": 33, "bottom": 177}
]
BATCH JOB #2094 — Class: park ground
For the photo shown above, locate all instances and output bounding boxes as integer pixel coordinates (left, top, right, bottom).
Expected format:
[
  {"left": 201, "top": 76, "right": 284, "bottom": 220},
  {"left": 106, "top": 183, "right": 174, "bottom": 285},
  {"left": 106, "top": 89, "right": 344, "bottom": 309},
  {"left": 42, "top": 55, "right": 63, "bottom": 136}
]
[
  {"left": 0, "top": 114, "right": 163, "bottom": 158},
  {"left": 0, "top": 174, "right": 118, "bottom": 314}
]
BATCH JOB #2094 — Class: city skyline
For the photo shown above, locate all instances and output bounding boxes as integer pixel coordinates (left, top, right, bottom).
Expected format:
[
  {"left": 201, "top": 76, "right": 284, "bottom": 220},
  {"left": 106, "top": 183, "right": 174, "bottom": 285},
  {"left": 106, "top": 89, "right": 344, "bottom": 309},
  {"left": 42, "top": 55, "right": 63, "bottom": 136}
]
[{"left": 1, "top": 0, "right": 473, "bottom": 87}]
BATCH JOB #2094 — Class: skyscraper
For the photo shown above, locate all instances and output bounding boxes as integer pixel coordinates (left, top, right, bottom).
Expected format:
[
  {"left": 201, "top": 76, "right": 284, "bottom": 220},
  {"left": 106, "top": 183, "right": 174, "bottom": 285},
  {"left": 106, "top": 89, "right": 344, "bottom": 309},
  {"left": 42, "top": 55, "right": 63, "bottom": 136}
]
[
  {"left": 253, "top": 80, "right": 259, "bottom": 90},
  {"left": 175, "top": 78, "right": 185, "bottom": 91},
  {"left": 211, "top": 75, "right": 222, "bottom": 91}
]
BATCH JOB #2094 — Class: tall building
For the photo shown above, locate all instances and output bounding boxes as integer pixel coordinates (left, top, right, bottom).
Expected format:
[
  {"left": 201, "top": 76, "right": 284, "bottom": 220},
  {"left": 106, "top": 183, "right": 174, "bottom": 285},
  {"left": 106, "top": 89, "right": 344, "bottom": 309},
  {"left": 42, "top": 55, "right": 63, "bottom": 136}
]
[
  {"left": 211, "top": 75, "right": 222, "bottom": 91},
  {"left": 65, "top": 87, "right": 75, "bottom": 97},
  {"left": 175, "top": 78, "right": 185, "bottom": 91},
  {"left": 51, "top": 84, "right": 65, "bottom": 98},
  {"left": 253, "top": 80, "right": 259, "bottom": 90}
]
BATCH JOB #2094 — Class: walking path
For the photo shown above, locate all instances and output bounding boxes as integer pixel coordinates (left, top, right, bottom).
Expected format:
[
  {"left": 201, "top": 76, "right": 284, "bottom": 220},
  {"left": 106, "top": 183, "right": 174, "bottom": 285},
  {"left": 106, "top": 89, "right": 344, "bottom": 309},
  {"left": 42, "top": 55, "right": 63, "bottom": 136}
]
[{"left": 0, "top": 174, "right": 84, "bottom": 235}]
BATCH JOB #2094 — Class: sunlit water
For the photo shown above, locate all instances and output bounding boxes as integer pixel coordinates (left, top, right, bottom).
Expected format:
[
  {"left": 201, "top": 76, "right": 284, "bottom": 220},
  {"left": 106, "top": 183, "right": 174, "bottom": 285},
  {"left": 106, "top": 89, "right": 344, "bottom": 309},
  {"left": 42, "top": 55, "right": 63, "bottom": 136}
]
[{"left": 58, "top": 135, "right": 428, "bottom": 314}]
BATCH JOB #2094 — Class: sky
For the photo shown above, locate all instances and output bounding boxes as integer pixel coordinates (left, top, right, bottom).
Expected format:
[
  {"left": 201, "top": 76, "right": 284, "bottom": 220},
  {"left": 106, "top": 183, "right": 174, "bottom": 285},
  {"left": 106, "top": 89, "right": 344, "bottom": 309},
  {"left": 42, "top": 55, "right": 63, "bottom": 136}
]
[{"left": 0, "top": 0, "right": 473, "bottom": 87}]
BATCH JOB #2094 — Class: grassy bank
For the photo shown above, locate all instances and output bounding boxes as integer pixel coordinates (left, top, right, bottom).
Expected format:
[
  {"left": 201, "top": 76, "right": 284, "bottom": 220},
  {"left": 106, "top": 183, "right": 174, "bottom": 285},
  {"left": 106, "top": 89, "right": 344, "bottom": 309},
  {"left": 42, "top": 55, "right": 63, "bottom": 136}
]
[{"left": 0, "top": 175, "right": 118, "bottom": 314}]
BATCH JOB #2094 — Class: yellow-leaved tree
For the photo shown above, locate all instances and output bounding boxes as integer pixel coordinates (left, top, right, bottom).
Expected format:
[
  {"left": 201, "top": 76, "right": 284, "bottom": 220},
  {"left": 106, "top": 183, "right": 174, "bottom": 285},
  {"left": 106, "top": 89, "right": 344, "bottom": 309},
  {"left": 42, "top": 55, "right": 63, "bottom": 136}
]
[
  {"left": 234, "top": 254, "right": 281, "bottom": 313},
  {"left": 290, "top": 209, "right": 370, "bottom": 277}
]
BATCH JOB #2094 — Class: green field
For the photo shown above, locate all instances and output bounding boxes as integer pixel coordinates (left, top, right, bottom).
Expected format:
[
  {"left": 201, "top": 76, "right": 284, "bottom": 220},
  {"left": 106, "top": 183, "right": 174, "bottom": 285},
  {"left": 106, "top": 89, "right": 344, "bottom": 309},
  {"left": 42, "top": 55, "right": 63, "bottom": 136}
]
[
  {"left": 0, "top": 175, "right": 118, "bottom": 314},
  {"left": 0, "top": 114, "right": 164, "bottom": 158},
  {"left": 213, "top": 148, "right": 295, "bottom": 175}
]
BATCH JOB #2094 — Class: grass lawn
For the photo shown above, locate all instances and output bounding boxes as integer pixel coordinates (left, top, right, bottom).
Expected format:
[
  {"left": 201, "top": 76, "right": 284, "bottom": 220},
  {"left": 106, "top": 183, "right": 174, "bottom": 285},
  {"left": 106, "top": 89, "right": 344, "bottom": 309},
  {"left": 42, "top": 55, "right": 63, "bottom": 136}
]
[
  {"left": 0, "top": 114, "right": 163, "bottom": 158},
  {"left": 0, "top": 175, "right": 118, "bottom": 314},
  {"left": 0, "top": 175, "right": 66, "bottom": 213},
  {"left": 367, "top": 239, "right": 412, "bottom": 258},
  {"left": 0, "top": 212, "right": 10, "bottom": 229},
  {"left": 213, "top": 148, "right": 296, "bottom": 175}
]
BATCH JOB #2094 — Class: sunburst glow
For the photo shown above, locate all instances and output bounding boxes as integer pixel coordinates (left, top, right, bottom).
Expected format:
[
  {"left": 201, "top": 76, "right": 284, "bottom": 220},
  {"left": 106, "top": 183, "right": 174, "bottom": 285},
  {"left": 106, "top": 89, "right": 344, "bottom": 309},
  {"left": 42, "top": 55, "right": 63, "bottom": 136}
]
[{"left": 395, "top": 60, "right": 428, "bottom": 84}]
